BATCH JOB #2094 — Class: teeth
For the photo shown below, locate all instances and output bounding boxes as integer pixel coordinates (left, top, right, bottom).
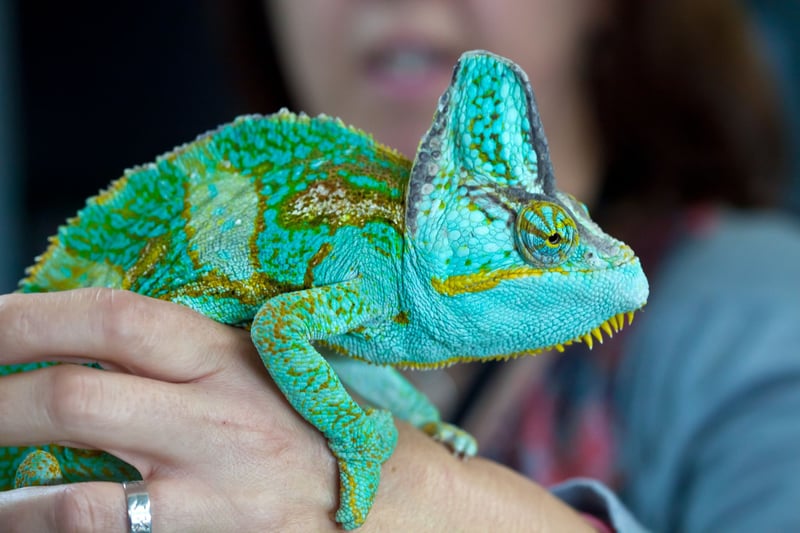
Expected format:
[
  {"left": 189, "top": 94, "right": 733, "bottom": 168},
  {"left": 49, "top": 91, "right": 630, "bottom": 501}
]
[
  {"left": 391, "top": 50, "right": 432, "bottom": 69},
  {"left": 601, "top": 321, "right": 614, "bottom": 338},
  {"left": 591, "top": 328, "right": 604, "bottom": 344},
  {"left": 373, "top": 48, "right": 443, "bottom": 76},
  {"left": 627, "top": 311, "right": 635, "bottom": 326}
]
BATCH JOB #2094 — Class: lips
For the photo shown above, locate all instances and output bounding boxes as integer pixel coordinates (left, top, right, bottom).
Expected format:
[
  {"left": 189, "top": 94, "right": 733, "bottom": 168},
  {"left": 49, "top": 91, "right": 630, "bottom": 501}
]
[
  {"left": 366, "top": 45, "right": 452, "bottom": 77},
  {"left": 362, "top": 42, "right": 457, "bottom": 103}
]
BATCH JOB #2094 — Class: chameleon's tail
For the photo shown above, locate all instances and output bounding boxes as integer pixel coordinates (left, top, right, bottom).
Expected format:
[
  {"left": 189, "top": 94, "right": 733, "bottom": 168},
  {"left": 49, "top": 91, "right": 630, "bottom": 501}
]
[
  {"left": 0, "top": 446, "right": 140, "bottom": 491},
  {"left": 18, "top": 232, "right": 128, "bottom": 293}
]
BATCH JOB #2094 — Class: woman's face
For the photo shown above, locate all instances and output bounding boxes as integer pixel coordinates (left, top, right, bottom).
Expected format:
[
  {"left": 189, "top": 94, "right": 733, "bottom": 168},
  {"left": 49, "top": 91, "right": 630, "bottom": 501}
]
[{"left": 267, "top": 0, "right": 604, "bottom": 160}]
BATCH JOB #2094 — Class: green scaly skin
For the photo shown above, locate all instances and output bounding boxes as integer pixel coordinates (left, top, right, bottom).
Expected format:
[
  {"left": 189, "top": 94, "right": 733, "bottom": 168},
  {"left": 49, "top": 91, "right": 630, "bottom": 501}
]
[{"left": 0, "top": 51, "right": 648, "bottom": 529}]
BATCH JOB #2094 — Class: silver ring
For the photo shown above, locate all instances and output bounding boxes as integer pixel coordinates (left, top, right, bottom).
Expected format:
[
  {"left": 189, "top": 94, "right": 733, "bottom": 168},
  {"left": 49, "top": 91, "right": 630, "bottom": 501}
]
[{"left": 122, "top": 480, "right": 152, "bottom": 533}]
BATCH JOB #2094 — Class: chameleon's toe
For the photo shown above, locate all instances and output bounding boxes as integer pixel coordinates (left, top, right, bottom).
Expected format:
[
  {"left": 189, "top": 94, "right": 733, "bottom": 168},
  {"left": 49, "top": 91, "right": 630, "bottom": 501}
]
[
  {"left": 15, "top": 449, "right": 64, "bottom": 488},
  {"left": 422, "top": 421, "right": 478, "bottom": 458},
  {"left": 334, "top": 456, "right": 381, "bottom": 530},
  {"left": 330, "top": 408, "right": 398, "bottom": 529}
]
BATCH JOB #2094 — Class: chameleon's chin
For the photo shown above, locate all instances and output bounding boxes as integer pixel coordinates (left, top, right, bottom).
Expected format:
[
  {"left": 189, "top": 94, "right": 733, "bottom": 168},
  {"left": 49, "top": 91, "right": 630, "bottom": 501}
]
[
  {"left": 480, "top": 304, "right": 647, "bottom": 359},
  {"left": 397, "top": 304, "right": 647, "bottom": 370}
]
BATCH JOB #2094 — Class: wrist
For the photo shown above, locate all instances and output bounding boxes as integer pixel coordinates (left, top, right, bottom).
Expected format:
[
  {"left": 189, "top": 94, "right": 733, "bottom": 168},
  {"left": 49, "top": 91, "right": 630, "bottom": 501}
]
[{"left": 365, "top": 422, "right": 596, "bottom": 531}]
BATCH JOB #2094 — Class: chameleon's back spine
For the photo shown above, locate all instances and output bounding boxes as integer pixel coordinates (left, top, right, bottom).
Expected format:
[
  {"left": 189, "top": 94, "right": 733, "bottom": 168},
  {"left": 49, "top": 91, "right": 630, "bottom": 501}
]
[
  {"left": 18, "top": 111, "right": 411, "bottom": 296},
  {"left": 19, "top": 152, "right": 191, "bottom": 294}
]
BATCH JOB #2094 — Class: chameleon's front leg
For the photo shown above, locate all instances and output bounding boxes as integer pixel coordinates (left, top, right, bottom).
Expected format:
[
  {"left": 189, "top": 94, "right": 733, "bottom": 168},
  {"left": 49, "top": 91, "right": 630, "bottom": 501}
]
[
  {"left": 250, "top": 278, "right": 397, "bottom": 530},
  {"left": 328, "top": 356, "right": 478, "bottom": 457}
]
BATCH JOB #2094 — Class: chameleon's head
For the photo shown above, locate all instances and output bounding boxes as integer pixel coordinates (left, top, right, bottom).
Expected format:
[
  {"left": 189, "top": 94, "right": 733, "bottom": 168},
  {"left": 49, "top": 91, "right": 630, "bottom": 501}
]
[{"left": 401, "top": 51, "right": 649, "bottom": 363}]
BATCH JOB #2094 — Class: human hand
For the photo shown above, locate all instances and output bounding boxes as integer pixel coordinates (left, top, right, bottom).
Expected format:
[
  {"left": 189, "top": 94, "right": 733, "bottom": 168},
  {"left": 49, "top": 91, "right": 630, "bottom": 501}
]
[
  {"left": 0, "top": 288, "right": 340, "bottom": 531},
  {"left": 0, "top": 288, "right": 599, "bottom": 532}
]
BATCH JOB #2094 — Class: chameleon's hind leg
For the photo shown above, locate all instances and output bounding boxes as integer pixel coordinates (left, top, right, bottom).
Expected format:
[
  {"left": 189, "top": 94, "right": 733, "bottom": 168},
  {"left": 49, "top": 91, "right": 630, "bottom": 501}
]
[
  {"left": 14, "top": 449, "right": 63, "bottom": 488},
  {"left": 251, "top": 279, "right": 397, "bottom": 530},
  {"left": 328, "top": 355, "right": 477, "bottom": 457}
]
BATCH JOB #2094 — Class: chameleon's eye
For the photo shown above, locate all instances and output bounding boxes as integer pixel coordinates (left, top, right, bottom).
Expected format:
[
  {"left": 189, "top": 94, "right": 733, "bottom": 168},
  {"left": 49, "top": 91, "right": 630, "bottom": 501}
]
[
  {"left": 547, "top": 233, "right": 562, "bottom": 245},
  {"left": 515, "top": 201, "right": 578, "bottom": 266}
]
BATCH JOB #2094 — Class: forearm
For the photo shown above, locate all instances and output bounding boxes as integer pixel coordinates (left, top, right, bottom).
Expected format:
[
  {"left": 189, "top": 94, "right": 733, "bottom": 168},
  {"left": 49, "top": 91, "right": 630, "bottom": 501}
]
[{"left": 365, "top": 422, "right": 596, "bottom": 532}]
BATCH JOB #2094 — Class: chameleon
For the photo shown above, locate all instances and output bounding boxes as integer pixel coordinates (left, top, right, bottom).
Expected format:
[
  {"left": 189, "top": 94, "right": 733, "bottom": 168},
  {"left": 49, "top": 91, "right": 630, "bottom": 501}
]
[{"left": 0, "top": 50, "right": 648, "bottom": 529}]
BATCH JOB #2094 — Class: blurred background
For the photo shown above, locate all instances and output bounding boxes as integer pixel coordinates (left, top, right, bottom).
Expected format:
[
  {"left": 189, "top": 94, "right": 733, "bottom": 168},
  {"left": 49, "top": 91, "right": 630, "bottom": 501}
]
[
  {"left": 0, "top": 0, "right": 798, "bottom": 293},
  {"left": 0, "top": 0, "right": 246, "bottom": 292}
]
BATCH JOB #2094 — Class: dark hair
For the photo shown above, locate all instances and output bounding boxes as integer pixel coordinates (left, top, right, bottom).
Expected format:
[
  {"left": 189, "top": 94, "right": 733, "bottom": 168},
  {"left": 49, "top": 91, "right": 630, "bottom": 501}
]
[
  {"left": 210, "top": 0, "right": 294, "bottom": 113},
  {"left": 214, "top": 0, "right": 787, "bottom": 211},
  {"left": 590, "top": 1, "right": 787, "bottom": 210}
]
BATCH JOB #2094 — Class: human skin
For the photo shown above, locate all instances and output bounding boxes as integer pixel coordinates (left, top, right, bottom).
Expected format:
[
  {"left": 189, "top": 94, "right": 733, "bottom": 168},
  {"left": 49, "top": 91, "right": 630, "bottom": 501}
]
[
  {"left": 0, "top": 289, "right": 594, "bottom": 531},
  {"left": 266, "top": 0, "right": 607, "bottom": 205},
  {"left": 0, "top": 1, "right": 613, "bottom": 530}
]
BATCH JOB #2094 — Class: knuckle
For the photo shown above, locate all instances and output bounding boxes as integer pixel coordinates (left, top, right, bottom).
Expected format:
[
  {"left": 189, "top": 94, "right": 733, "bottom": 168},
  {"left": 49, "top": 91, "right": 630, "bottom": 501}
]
[
  {"left": 54, "top": 485, "right": 109, "bottom": 533},
  {"left": 47, "top": 366, "right": 109, "bottom": 430},
  {"left": 93, "top": 289, "right": 153, "bottom": 355}
]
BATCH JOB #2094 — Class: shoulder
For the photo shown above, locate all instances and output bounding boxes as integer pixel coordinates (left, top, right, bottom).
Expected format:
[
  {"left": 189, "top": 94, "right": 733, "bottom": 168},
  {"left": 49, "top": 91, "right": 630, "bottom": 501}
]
[
  {"left": 615, "top": 208, "right": 800, "bottom": 530},
  {"left": 619, "top": 208, "right": 800, "bottom": 411},
  {"left": 655, "top": 208, "right": 800, "bottom": 295},
  {"left": 624, "top": 209, "right": 800, "bottom": 378},
  {"left": 628, "top": 209, "right": 800, "bottom": 362}
]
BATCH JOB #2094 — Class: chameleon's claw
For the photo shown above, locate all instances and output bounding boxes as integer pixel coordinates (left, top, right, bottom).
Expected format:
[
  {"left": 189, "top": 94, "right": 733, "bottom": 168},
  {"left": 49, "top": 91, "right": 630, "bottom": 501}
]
[{"left": 422, "top": 421, "right": 478, "bottom": 458}]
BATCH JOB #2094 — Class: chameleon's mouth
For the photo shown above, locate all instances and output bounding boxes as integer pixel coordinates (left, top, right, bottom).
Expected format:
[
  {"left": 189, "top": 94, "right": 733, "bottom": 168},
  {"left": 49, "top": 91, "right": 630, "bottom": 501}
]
[
  {"left": 483, "top": 307, "right": 642, "bottom": 361},
  {"left": 553, "top": 309, "right": 637, "bottom": 352},
  {"left": 397, "top": 306, "right": 645, "bottom": 370}
]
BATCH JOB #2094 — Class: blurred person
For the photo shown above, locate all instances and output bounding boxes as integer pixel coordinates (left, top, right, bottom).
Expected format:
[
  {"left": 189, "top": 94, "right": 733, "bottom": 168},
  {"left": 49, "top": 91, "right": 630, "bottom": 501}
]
[{"left": 2, "top": 0, "right": 800, "bottom": 531}]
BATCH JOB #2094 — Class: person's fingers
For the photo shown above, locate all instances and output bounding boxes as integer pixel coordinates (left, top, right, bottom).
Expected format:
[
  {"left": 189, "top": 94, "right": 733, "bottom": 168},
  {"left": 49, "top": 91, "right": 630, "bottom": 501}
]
[
  {"left": 0, "top": 363, "right": 233, "bottom": 465},
  {"left": 0, "top": 478, "right": 319, "bottom": 532},
  {"left": 0, "top": 480, "right": 234, "bottom": 533},
  {"left": 0, "top": 288, "right": 253, "bottom": 381},
  {"left": 0, "top": 483, "right": 128, "bottom": 532}
]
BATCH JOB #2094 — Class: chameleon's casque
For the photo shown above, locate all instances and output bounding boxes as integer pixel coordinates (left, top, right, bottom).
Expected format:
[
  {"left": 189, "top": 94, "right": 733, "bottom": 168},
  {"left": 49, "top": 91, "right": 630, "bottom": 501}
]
[{"left": 0, "top": 51, "right": 648, "bottom": 529}]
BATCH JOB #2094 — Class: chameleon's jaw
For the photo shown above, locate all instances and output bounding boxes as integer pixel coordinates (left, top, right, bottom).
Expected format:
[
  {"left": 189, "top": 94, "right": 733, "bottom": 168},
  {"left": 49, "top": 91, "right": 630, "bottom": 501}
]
[
  {"left": 398, "top": 304, "right": 646, "bottom": 370},
  {"left": 555, "top": 308, "right": 640, "bottom": 352},
  {"left": 481, "top": 304, "right": 646, "bottom": 360}
]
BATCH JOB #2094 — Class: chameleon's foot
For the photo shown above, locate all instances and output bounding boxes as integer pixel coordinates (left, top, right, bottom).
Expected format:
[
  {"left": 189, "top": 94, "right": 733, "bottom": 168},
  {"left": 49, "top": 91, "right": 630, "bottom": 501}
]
[
  {"left": 330, "top": 408, "right": 398, "bottom": 530},
  {"left": 422, "top": 421, "right": 478, "bottom": 458},
  {"left": 15, "top": 449, "right": 64, "bottom": 488}
]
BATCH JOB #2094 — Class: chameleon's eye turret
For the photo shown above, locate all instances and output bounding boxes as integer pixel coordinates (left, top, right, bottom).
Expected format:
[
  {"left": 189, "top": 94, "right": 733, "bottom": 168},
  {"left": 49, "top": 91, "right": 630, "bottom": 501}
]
[{"left": 515, "top": 201, "right": 578, "bottom": 266}]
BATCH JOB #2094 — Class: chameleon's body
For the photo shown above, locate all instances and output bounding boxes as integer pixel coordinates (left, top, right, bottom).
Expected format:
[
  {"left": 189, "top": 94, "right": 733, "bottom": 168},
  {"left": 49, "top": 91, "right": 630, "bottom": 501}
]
[{"left": 0, "top": 51, "right": 648, "bottom": 528}]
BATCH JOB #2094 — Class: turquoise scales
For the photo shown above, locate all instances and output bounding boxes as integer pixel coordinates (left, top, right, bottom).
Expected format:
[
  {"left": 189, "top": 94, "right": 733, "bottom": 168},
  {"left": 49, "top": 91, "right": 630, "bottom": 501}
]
[{"left": 0, "top": 51, "right": 649, "bottom": 529}]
